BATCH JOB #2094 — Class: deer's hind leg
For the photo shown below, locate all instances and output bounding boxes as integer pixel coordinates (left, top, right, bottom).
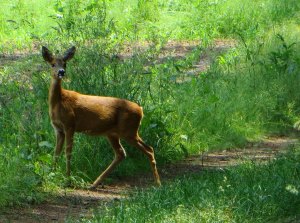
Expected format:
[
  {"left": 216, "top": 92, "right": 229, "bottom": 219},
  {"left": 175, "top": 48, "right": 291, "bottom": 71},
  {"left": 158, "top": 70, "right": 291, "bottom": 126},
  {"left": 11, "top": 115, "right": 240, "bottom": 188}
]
[
  {"left": 91, "top": 135, "right": 126, "bottom": 189},
  {"left": 125, "top": 135, "right": 161, "bottom": 186}
]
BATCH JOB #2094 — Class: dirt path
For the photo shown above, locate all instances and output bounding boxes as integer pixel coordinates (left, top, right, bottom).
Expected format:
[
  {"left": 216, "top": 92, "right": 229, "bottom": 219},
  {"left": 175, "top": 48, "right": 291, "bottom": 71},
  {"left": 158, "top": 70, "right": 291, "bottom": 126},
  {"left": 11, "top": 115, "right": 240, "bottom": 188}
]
[
  {"left": 1, "top": 40, "right": 297, "bottom": 222},
  {"left": 118, "top": 39, "right": 236, "bottom": 83},
  {"left": 0, "top": 39, "right": 235, "bottom": 73},
  {"left": 0, "top": 136, "right": 298, "bottom": 223}
]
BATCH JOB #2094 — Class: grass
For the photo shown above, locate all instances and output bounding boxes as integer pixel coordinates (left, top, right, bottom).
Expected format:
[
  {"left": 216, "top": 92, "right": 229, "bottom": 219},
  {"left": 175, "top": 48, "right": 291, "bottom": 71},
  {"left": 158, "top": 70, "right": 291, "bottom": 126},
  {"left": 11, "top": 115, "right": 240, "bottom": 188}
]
[
  {"left": 0, "top": 0, "right": 300, "bottom": 220},
  {"left": 87, "top": 146, "right": 300, "bottom": 223},
  {"left": 2, "top": 0, "right": 300, "bottom": 51}
]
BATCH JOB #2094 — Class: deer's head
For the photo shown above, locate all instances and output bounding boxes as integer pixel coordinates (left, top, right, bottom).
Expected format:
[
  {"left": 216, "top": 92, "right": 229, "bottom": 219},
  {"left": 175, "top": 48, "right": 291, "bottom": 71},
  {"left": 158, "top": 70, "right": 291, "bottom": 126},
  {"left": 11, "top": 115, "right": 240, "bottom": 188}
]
[{"left": 42, "top": 46, "right": 76, "bottom": 79}]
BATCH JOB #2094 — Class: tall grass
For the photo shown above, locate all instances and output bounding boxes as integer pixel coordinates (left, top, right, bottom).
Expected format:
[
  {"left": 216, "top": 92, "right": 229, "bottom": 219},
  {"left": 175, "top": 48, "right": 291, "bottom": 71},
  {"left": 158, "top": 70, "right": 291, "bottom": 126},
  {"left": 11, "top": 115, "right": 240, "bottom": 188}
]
[
  {"left": 171, "top": 27, "right": 300, "bottom": 152},
  {"left": 2, "top": 0, "right": 300, "bottom": 52},
  {"left": 0, "top": 0, "right": 299, "bottom": 210},
  {"left": 0, "top": 0, "right": 56, "bottom": 52}
]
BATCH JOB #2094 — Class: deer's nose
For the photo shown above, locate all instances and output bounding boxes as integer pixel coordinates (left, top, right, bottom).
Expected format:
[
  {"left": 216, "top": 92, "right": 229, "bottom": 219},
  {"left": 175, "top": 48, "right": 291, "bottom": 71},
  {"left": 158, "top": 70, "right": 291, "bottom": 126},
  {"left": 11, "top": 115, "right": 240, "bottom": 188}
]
[
  {"left": 58, "top": 69, "right": 65, "bottom": 75},
  {"left": 57, "top": 69, "right": 65, "bottom": 79}
]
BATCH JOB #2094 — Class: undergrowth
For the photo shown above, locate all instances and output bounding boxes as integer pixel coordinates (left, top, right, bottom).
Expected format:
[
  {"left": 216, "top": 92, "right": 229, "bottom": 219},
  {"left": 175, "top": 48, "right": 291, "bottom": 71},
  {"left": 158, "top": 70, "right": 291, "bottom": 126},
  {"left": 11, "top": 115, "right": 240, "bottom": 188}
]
[
  {"left": 86, "top": 146, "right": 300, "bottom": 223},
  {"left": 0, "top": 0, "right": 300, "bottom": 213}
]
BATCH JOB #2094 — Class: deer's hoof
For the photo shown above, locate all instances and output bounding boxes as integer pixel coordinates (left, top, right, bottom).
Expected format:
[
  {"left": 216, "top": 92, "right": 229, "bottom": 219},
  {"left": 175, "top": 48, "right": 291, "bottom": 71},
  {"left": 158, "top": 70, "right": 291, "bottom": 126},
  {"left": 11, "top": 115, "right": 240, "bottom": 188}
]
[
  {"left": 88, "top": 183, "right": 105, "bottom": 191},
  {"left": 88, "top": 185, "right": 96, "bottom": 191}
]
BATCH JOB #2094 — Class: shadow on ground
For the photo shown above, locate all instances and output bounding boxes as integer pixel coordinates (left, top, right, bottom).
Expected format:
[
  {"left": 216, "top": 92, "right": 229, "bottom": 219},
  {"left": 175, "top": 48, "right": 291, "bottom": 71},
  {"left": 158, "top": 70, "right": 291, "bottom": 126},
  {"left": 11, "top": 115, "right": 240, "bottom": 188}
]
[{"left": 0, "top": 136, "right": 298, "bottom": 223}]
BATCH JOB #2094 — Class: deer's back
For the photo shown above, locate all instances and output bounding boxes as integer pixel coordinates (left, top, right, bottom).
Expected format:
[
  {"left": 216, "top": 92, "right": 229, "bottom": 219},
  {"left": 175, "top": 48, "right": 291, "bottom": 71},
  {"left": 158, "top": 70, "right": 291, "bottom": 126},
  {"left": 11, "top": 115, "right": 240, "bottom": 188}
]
[{"left": 58, "top": 90, "right": 143, "bottom": 136}]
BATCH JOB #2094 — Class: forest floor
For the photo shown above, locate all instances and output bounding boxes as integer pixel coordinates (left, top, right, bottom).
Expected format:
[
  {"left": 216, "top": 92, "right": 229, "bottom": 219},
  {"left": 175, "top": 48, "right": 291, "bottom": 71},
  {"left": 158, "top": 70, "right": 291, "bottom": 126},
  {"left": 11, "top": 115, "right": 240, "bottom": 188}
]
[
  {"left": 1, "top": 40, "right": 298, "bottom": 222},
  {"left": 0, "top": 136, "right": 298, "bottom": 223}
]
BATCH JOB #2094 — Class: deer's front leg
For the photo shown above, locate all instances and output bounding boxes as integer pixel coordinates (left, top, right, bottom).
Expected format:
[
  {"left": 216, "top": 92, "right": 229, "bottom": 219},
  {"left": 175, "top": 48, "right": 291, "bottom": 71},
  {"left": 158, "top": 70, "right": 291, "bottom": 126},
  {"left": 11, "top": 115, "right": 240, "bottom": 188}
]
[
  {"left": 53, "top": 129, "right": 65, "bottom": 170},
  {"left": 65, "top": 129, "right": 74, "bottom": 177}
]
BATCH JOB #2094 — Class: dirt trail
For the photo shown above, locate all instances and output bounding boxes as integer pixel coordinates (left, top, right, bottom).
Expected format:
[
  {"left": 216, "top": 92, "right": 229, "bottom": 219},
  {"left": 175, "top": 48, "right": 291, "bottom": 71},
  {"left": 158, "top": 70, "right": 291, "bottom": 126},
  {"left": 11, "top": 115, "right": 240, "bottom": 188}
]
[
  {"left": 0, "top": 137, "right": 298, "bottom": 223},
  {"left": 0, "top": 39, "right": 235, "bottom": 73},
  {"left": 119, "top": 39, "right": 236, "bottom": 83},
  {"left": 1, "top": 40, "right": 296, "bottom": 222}
]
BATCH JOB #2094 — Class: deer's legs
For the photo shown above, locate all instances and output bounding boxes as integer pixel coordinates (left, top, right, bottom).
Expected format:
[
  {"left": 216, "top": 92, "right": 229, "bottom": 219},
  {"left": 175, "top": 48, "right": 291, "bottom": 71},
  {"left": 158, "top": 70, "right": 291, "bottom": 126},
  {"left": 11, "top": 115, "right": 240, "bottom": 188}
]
[
  {"left": 125, "top": 135, "right": 161, "bottom": 186},
  {"left": 53, "top": 130, "right": 65, "bottom": 169},
  {"left": 91, "top": 136, "right": 126, "bottom": 189},
  {"left": 65, "top": 129, "right": 74, "bottom": 177}
]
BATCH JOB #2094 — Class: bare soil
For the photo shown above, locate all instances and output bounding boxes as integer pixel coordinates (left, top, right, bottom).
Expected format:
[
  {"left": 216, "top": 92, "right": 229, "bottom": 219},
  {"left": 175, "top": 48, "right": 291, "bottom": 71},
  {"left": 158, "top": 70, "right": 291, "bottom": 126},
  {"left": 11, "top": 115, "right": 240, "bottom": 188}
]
[
  {"left": 118, "top": 39, "right": 236, "bottom": 82},
  {"left": 0, "top": 136, "right": 298, "bottom": 223},
  {"left": 0, "top": 39, "right": 236, "bottom": 72}
]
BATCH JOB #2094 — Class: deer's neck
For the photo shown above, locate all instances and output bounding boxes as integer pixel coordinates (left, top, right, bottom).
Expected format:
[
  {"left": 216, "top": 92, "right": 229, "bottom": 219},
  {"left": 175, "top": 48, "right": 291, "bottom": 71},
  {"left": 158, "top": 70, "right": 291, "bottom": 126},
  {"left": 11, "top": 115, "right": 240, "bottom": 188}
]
[{"left": 49, "top": 78, "right": 63, "bottom": 107}]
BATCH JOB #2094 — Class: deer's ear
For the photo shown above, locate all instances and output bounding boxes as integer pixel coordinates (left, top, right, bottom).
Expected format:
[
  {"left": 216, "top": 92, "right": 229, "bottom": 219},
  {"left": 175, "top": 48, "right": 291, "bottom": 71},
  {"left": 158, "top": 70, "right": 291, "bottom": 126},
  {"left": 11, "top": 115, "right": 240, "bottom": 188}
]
[
  {"left": 63, "top": 46, "right": 76, "bottom": 62},
  {"left": 42, "top": 46, "right": 54, "bottom": 63}
]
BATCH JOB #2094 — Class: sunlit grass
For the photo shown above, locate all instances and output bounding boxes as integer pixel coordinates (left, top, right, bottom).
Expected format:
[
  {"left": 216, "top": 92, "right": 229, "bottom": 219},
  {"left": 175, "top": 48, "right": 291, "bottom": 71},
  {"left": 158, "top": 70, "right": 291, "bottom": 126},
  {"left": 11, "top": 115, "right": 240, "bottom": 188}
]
[
  {"left": 87, "top": 147, "right": 300, "bottom": 223},
  {"left": 0, "top": 1, "right": 300, "bottom": 218}
]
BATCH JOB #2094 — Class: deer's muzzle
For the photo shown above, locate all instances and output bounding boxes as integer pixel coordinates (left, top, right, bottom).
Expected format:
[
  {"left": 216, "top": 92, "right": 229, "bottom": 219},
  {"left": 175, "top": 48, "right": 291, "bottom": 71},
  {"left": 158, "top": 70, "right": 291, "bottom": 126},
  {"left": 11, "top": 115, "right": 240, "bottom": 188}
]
[{"left": 58, "top": 69, "right": 65, "bottom": 79}]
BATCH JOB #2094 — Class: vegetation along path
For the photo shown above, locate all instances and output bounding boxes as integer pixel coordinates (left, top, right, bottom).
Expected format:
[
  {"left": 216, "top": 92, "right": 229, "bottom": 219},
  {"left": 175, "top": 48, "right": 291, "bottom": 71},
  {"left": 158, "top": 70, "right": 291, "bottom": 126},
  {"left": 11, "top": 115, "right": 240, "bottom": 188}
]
[
  {"left": 1, "top": 39, "right": 298, "bottom": 222},
  {"left": 1, "top": 39, "right": 235, "bottom": 222},
  {"left": 0, "top": 136, "right": 298, "bottom": 223}
]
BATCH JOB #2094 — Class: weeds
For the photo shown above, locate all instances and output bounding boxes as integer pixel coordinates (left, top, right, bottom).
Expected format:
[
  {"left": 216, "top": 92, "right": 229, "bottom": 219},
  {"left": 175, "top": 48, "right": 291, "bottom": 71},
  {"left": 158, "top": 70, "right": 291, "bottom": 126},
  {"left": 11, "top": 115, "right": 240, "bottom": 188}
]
[
  {"left": 0, "top": 0, "right": 300, "bottom": 217},
  {"left": 88, "top": 147, "right": 300, "bottom": 223}
]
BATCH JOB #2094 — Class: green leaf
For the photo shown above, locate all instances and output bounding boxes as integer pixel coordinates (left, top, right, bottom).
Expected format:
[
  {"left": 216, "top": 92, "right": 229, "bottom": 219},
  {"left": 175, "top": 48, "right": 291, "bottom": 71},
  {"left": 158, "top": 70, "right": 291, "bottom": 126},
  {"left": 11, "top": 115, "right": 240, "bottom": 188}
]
[{"left": 38, "top": 141, "right": 53, "bottom": 148}]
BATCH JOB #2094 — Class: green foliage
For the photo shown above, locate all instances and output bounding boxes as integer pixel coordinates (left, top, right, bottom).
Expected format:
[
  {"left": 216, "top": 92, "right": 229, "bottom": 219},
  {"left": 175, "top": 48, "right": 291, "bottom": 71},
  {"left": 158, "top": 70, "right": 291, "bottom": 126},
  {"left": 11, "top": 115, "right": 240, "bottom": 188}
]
[
  {"left": 0, "top": 145, "right": 42, "bottom": 207},
  {"left": 0, "top": 0, "right": 300, "bottom": 213},
  {"left": 88, "top": 147, "right": 300, "bottom": 223},
  {"left": 171, "top": 29, "right": 300, "bottom": 151},
  {"left": 0, "top": 0, "right": 55, "bottom": 51},
  {"left": 52, "top": 0, "right": 113, "bottom": 41}
]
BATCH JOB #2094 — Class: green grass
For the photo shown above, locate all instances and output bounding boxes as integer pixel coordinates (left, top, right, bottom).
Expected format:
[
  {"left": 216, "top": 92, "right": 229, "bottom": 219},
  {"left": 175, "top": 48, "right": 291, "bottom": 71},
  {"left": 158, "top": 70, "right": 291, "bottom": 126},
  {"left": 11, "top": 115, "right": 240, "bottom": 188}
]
[
  {"left": 0, "top": 1, "right": 300, "bottom": 219},
  {"left": 1, "top": 0, "right": 300, "bottom": 52},
  {"left": 86, "top": 147, "right": 300, "bottom": 223},
  {"left": 0, "top": 0, "right": 55, "bottom": 51},
  {"left": 172, "top": 28, "right": 300, "bottom": 152}
]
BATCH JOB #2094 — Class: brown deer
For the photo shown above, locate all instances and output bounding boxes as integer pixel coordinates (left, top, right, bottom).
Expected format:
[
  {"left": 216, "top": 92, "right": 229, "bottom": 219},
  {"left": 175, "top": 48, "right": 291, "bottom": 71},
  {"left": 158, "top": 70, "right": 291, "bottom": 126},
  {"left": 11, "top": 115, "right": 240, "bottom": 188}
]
[{"left": 42, "top": 46, "right": 161, "bottom": 189}]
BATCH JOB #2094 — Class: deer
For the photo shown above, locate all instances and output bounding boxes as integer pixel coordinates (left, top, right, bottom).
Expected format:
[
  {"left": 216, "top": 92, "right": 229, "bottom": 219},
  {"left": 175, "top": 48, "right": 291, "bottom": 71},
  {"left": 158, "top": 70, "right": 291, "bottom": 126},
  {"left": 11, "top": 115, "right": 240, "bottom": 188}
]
[{"left": 42, "top": 46, "right": 161, "bottom": 189}]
